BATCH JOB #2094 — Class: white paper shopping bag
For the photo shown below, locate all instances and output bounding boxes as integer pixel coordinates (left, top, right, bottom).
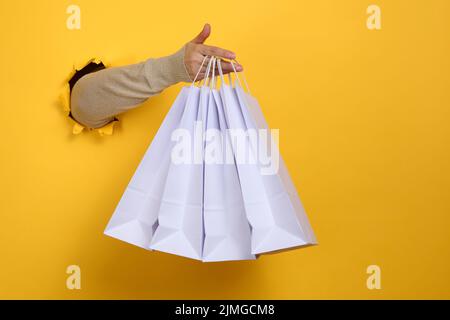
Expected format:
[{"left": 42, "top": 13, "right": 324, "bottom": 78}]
[
  {"left": 219, "top": 62, "right": 317, "bottom": 255},
  {"left": 234, "top": 83, "right": 317, "bottom": 247},
  {"left": 201, "top": 60, "right": 255, "bottom": 261},
  {"left": 104, "top": 87, "right": 190, "bottom": 249},
  {"left": 148, "top": 84, "right": 204, "bottom": 260},
  {"left": 148, "top": 57, "right": 226, "bottom": 260}
]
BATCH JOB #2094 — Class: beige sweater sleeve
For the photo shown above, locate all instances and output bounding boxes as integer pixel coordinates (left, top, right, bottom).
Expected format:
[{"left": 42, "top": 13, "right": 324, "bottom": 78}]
[{"left": 70, "top": 45, "right": 192, "bottom": 128}]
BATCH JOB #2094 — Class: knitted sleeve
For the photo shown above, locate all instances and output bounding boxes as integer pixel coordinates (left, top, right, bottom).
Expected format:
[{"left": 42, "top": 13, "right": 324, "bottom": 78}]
[{"left": 70, "top": 45, "right": 192, "bottom": 129}]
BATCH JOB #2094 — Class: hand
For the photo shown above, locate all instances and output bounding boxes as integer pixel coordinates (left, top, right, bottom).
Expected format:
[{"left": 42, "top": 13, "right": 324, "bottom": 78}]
[{"left": 184, "top": 24, "right": 243, "bottom": 81}]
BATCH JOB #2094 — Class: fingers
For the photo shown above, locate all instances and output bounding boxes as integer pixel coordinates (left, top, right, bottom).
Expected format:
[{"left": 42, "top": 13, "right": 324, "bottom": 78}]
[
  {"left": 195, "top": 61, "right": 243, "bottom": 75},
  {"left": 219, "top": 60, "right": 243, "bottom": 73},
  {"left": 199, "top": 44, "right": 236, "bottom": 60},
  {"left": 192, "top": 57, "right": 239, "bottom": 71},
  {"left": 191, "top": 23, "right": 211, "bottom": 44},
  {"left": 192, "top": 61, "right": 243, "bottom": 82}
]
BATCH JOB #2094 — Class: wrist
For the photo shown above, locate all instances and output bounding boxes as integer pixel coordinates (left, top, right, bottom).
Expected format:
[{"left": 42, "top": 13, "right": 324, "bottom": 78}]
[{"left": 144, "top": 45, "right": 192, "bottom": 91}]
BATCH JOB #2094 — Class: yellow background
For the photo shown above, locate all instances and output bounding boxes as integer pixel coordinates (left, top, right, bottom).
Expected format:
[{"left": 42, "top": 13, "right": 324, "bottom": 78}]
[{"left": 0, "top": 0, "right": 449, "bottom": 299}]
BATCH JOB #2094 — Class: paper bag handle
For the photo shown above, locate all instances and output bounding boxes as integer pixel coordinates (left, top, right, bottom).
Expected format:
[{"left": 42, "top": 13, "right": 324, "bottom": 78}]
[
  {"left": 191, "top": 55, "right": 207, "bottom": 84},
  {"left": 231, "top": 59, "right": 251, "bottom": 94},
  {"left": 193, "top": 56, "right": 251, "bottom": 93},
  {"left": 216, "top": 58, "right": 251, "bottom": 93}
]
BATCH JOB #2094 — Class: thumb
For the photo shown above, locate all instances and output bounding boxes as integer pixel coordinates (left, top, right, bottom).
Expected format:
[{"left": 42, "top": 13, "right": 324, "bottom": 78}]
[{"left": 191, "top": 23, "right": 211, "bottom": 44}]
